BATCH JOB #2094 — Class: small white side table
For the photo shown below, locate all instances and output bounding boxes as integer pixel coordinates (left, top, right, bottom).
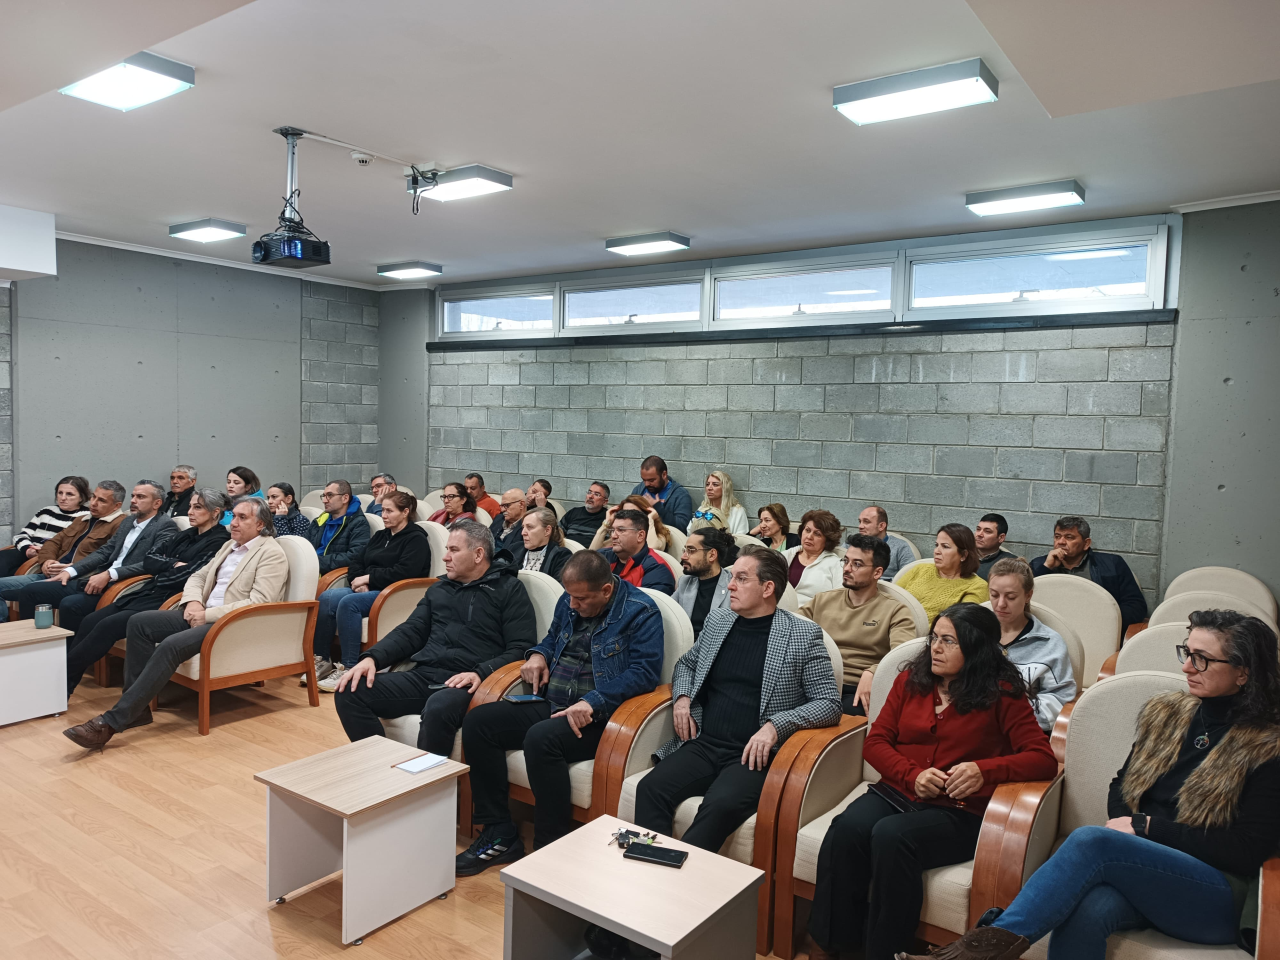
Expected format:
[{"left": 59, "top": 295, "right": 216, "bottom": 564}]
[
  {"left": 0, "top": 621, "right": 71, "bottom": 726},
  {"left": 254, "top": 736, "right": 469, "bottom": 944}
]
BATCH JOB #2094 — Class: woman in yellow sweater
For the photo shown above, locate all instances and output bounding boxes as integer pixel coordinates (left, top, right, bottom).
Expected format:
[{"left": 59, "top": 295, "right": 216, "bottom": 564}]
[{"left": 895, "top": 523, "right": 989, "bottom": 620}]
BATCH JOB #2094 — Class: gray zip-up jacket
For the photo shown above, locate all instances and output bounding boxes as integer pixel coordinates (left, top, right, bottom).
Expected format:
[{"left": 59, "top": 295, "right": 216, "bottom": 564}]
[{"left": 1002, "top": 614, "right": 1077, "bottom": 732}]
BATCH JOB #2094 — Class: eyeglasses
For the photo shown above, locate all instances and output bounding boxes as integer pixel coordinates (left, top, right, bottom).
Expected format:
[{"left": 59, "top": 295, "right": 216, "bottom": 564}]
[
  {"left": 928, "top": 633, "right": 960, "bottom": 648},
  {"left": 681, "top": 544, "right": 705, "bottom": 555},
  {"left": 320, "top": 492, "right": 338, "bottom": 501},
  {"left": 729, "top": 574, "right": 762, "bottom": 586},
  {"left": 841, "top": 558, "right": 870, "bottom": 569},
  {"left": 612, "top": 525, "right": 641, "bottom": 536},
  {"left": 499, "top": 501, "right": 522, "bottom": 511},
  {"left": 441, "top": 493, "right": 461, "bottom": 501},
  {"left": 692, "top": 509, "right": 717, "bottom": 521},
  {"left": 1176, "top": 644, "right": 1234, "bottom": 672}
]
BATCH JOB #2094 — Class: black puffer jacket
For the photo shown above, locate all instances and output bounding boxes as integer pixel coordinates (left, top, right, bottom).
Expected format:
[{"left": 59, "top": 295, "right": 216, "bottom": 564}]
[
  {"left": 117, "top": 523, "right": 231, "bottom": 610},
  {"left": 361, "top": 550, "right": 537, "bottom": 678}
]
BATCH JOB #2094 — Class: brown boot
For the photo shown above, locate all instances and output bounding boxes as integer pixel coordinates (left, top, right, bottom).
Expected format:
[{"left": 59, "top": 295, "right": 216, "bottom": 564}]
[
  {"left": 63, "top": 715, "right": 116, "bottom": 750},
  {"left": 895, "top": 926, "right": 1030, "bottom": 960}
]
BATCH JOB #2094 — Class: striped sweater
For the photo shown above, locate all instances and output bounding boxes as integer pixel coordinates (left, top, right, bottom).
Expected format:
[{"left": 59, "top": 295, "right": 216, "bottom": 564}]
[{"left": 13, "top": 505, "right": 90, "bottom": 552}]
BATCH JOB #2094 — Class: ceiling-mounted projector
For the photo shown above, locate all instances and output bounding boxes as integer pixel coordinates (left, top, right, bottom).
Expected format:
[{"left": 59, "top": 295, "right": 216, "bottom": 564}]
[{"left": 253, "top": 127, "right": 330, "bottom": 268}]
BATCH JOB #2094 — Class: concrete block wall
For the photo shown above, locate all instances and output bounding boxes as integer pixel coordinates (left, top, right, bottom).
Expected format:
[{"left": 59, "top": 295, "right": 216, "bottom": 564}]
[
  {"left": 301, "top": 280, "right": 381, "bottom": 491},
  {"left": 426, "top": 324, "right": 1174, "bottom": 609}
]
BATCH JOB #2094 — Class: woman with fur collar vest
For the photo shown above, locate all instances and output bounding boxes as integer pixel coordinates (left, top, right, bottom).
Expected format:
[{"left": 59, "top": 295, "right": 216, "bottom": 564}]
[{"left": 900, "top": 609, "right": 1280, "bottom": 960}]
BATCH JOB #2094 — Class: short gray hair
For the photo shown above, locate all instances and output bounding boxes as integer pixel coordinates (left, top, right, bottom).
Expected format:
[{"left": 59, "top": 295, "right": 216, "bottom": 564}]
[
  {"left": 193, "top": 487, "right": 230, "bottom": 520},
  {"left": 96, "top": 480, "right": 127, "bottom": 504},
  {"left": 137, "top": 479, "right": 166, "bottom": 500},
  {"left": 234, "top": 496, "right": 276, "bottom": 536},
  {"left": 174, "top": 464, "right": 197, "bottom": 479},
  {"left": 450, "top": 518, "right": 494, "bottom": 561},
  {"left": 373, "top": 472, "right": 396, "bottom": 485}
]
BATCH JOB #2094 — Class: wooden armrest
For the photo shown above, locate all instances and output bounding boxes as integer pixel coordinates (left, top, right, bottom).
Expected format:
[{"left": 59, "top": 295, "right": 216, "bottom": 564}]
[
  {"left": 1124, "top": 621, "right": 1148, "bottom": 642},
  {"left": 1096, "top": 651, "right": 1119, "bottom": 682},
  {"left": 1050, "top": 699, "right": 1076, "bottom": 763},
  {"left": 97, "top": 575, "right": 151, "bottom": 610},
  {"left": 366, "top": 577, "right": 437, "bottom": 646},
  {"left": 469, "top": 660, "right": 524, "bottom": 710},
  {"left": 16, "top": 558, "right": 38, "bottom": 575},
  {"left": 969, "top": 776, "right": 1063, "bottom": 928},
  {"left": 1258, "top": 856, "right": 1280, "bottom": 960},
  {"left": 160, "top": 592, "right": 185, "bottom": 611},
  {"left": 594, "top": 685, "right": 674, "bottom": 816},
  {"left": 316, "top": 567, "right": 350, "bottom": 597},
  {"left": 197, "top": 600, "right": 321, "bottom": 675}
]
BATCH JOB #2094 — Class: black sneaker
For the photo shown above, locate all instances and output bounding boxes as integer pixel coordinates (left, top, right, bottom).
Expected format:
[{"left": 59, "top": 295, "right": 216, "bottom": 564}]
[{"left": 455, "top": 827, "right": 525, "bottom": 877}]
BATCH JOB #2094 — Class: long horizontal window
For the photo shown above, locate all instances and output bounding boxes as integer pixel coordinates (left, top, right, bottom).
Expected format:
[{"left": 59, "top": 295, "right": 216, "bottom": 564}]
[
  {"left": 715, "top": 265, "right": 892, "bottom": 320},
  {"left": 564, "top": 282, "right": 701, "bottom": 328},
  {"left": 442, "top": 294, "right": 553, "bottom": 333},
  {"left": 911, "top": 243, "right": 1149, "bottom": 308}
]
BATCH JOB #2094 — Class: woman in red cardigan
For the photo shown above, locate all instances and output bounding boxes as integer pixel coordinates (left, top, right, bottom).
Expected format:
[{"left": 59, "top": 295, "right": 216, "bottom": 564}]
[{"left": 807, "top": 603, "right": 1057, "bottom": 960}]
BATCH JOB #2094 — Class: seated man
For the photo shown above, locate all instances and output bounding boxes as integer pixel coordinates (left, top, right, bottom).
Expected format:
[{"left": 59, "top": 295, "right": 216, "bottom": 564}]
[
  {"left": 62, "top": 497, "right": 289, "bottom": 749},
  {"left": 366, "top": 473, "right": 397, "bottom": 516},
  {"left": 975, "top": 512, "right": 1017, "bottom": 581},
  {"left": 559, "top": 480, "right": 609, "bottom": 546},
  {"left": 511, "top": 507, "right": 572, "bottom": 581},
  {"left": 457, "top": 550, "right": 663, "bottom": 873},
  {"left": 600, "top": 509, "right": 675, "bottom": 595},
  {"left": 634, "top": 545, "right": 841, "bottom": 852},
  {"left": 306, "top": 479, "right": 371, "bottom": 575},
  {"left": 630, "top": 455, "right": 693, "bottom": 533},
  {"left": 160, "top": 465, "right": 197, "bottom": 517},
  {"left": 674, "top": 527, "right": 737, "bottom": 639},
  {"left": 856, "top": 505, "right": 916, "bottom": 581},
  {"left": 489, "top": 488, "right": 529, "bottom": 553},
  {"left": 334, "top": 520, "right": 536, "bottom": 755},
  {"left": 0, "top": 480, "right": 127, "bottom": 623},
  {"left": 525, "top": 478, "right": 552, "bottom": 509},
  {"left": 799, "top": 534, "right": 917, "bottom": 716},
  {"left": 464, "top": 472, "right": 502, "bottom": 521},
  {"left": 17, "top": 481, "right": 176, "bottom": 632},
  {"left": 1030, "top": 515, "right": 1148, "bottom": 632}
]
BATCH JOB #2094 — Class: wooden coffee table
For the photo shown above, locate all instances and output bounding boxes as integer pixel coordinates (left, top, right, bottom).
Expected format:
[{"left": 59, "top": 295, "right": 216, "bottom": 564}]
[
  {"left": 254, "top": 735, "right": 468, "bottom": 944},
  {"left": 0, "top": 620, "right": 72, "bottom": 726},
  {"left": 500, "top": 814, "right": 764, "bottom": 960}
]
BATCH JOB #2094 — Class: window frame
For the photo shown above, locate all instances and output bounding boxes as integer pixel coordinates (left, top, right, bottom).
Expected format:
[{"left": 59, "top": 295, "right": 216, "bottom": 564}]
[
  {"left": 709, "top": 252, "right": 899, "bottom": 331},
  {"left": 557, "top": 268, "right": 709, "bottom": 337},
  {"left": 435, "top": 282, "right": 558, "bottom": 342}
]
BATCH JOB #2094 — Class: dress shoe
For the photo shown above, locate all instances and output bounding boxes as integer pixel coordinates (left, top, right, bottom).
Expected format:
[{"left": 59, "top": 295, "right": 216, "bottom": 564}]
[
  {"left": 63, "top": 715, "right": 116, "bottom": 749},
  {"left": 896, "top": 925, "right": 1030, "bottom": 960},
  {"left": 124, "top": 706, "right": 152, "bottom": 730}
]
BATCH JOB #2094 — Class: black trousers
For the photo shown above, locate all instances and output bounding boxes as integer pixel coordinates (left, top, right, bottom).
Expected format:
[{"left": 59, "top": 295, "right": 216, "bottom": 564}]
[
  {"left": 333, "top": 663, "right": 474, "bottom": 757},
  {"left": 0, "top": 548, "right": 30, "bottom": 577},
  {"left": 65, "top": 601, "right": 160, "bottom": 696},
  {"left": 808, "top": 790, "right": 983, "bottom": 960},
  {"left": 17, "top": 578, "right": 98, "bottom": 632},
  {"left": 462, "top": 699, "right": 605, "bottom": 849},
  {"left": 841, "top": 685, "right": 867, "bottom": 717},
  {"left": 633, "top": 738, "right": 769, "bottom": 853}
]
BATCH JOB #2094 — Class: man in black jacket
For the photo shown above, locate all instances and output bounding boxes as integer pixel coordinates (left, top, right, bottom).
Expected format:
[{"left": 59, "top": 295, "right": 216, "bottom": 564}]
[
  {"left": 305, "top": 480, "right": 371, "bottom": 575},
  {"left": 334, "top": 519, "right": 538, "bottom": 755},
  {"left": 1030, "top": 515, "right": 1148, "bottom": 632},
  {"left": 160, "top": 465, "right": 197, "bottom": 517}
]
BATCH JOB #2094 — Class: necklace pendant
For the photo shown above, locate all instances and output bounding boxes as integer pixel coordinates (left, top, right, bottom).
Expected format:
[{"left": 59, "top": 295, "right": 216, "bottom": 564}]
[{"left": 1194, "top": 734, "right": 1210, "bottom": 749}]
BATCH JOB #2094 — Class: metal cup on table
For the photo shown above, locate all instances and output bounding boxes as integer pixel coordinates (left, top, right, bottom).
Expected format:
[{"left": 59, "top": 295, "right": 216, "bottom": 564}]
[{"left": 34, "top": 603, "right": 53, "bottom": 629}]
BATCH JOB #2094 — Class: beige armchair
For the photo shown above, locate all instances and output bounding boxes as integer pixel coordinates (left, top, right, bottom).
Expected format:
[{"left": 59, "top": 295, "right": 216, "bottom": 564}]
[
  {"left": 1164, "top": 566, "right": 1277, "bottom": 620},
  {"left": 1148, "top": 590, "right": 1277, "bottom": 634},
  {"left": 1027, "top": 574, "right": 1122, "bottom": 688},
  {"left": 1098, "top": 622, "right": 1189, "bottom": 679},
  {"left": 416, "top": 520, "right": 449, "bottom": 577},
  {"left": 879, "top": 579, "right": 929, "bottom": 636}
]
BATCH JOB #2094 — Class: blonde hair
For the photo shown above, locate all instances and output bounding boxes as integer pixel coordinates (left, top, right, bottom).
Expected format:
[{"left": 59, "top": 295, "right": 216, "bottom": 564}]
[
  {"left": 689, "top": 505, "right": 728, "bottom": 533},
  {"left": 988, "top": 556, "right": 1034, "bottom": 593},
  {"left": 698, "top": 471, "right": 740, "bottom": 514}
]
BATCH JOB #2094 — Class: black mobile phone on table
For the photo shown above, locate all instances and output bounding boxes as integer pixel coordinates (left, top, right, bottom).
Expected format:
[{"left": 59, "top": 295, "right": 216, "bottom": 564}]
[
  {"left": 623, "top": 844, "right": 687, "bottom": 868},
  {"left": 503, "top": 693, "right": 546, "bottom": 703}
]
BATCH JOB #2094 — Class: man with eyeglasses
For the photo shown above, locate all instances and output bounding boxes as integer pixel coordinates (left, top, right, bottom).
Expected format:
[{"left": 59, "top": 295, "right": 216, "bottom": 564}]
[
  {"left": 799, "top": 534, "right": 917, "bottom": 716},
  {"left": 305, "top": 480, "right": 371, "bottom": 575},
  {"left": 490, "top": 488, "right": 529, "bottom": 553},
  {"left": 673, "top": 528, "right": 737, "bottom": 638},
  {"left": 559, "top": 481, "right": 610, "bottom": 546},
  {"left": 599, "top": 509, "right": 675, "bottom": 595},
  {"left": 366, "top": 473, "right": 397, "bottom": 516}
]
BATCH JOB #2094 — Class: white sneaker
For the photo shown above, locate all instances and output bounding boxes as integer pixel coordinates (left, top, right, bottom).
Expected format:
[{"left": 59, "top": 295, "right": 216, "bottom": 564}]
[
  {"left": 317, "top": 667, "right": 348, "bottom": 694},
  {"left": 301, "top": 657, "right": 335, "bottom": 686}
]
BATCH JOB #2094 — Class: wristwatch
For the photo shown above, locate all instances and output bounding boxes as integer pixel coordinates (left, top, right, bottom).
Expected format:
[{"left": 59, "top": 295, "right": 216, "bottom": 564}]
[{"left": 1130, "top": 813, "right": 1148, "bottom": 836}]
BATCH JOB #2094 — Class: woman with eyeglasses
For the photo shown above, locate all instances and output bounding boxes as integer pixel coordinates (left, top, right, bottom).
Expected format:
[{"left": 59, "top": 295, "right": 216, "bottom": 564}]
[
  {"left": 426, "top": 482, "right": 476, "bottom": 528},
  {"left": 906, "top": 609, "right": 1280, "bottom": 960},
  {"left": 808, "top": 603, "right": 1056, "bottom": 960},
  {"left": 895, "top": 523, "right": 989, "bottom": 621},
  {"left": 688, "top": 471, "right": 748, "bottom": 535}
]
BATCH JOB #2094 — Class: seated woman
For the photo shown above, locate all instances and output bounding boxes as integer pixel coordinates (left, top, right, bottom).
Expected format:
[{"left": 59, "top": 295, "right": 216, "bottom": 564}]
[
  {"left": 987, "top": 557, "right": 1076, "bottom": 732},
  {"left": 65, "top": 488, "right": 231, "bottom": 697},
  {"left": 750, "top": 502, "right": 801, "bottom": 552},
  {"left": 221, "top": 466, "right": 264, "bottom": 527},
  {"left": 809, "top": 603, "right": 1056, "bottom": 960},
  {"left": 588, "top": 494, "right": 672, "bottom": 553},
  {"left": 895, "top": 523, "right": 989, "bottom": 621},
  {"left": 267, "top": 481, "right": 311, "bottom": 537},
  {"left": 511, "top": 506, "right": 572, "bottom": 580},
  {"left": 426, "top": 482, "right": 476, "bottom": 528},
  {"left": 0, "top": 475, "right": 90, "bottom": 579},
  {"left": 314, "top": 491, "right": 432, "bottom": 692},
  {"left": 782, "top": 509, "right": 843, "bottom": 604},
  {"left": 688, "top": 471, "right": 748, "bottom": 535}
]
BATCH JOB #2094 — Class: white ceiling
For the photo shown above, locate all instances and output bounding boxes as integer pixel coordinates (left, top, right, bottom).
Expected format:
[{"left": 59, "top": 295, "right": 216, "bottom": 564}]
[{"left": 2, "top": 0, "right": 1278, "bottom": 287}]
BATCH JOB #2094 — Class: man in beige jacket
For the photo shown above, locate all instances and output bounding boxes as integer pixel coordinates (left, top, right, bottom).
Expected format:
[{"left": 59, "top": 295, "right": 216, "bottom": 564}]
[{"left": 64, "top": 497, "right": 288, "bottom": 749}]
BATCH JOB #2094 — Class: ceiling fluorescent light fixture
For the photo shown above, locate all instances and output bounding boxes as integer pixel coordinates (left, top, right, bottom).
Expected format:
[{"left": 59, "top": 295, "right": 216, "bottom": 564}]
[
  {"left": 605, "top": 231, "right": 691, "bottom": 256},
  {"left": 965, "top": 179, "right": 1086, "bottom": 216},
  {"left": 377, "top": 260, "right": 443, "bottom": 280},
  {"left": 60, "top": 51, "right": 194, "bottom": 111},
  {"left": 407, "top": 164, "right": 513, "bottom": 202},
  {"left": 834, "top": 58, "right": 997, "bottom": 125},
  {"left": 168, "top": 218, "right": 246, "bottom": 243}
]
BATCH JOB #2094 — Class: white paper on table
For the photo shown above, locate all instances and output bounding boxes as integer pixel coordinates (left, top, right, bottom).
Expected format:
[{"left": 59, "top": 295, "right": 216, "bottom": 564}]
[{"left": 396, "top": 752, "right": 448, "bottom": 774}]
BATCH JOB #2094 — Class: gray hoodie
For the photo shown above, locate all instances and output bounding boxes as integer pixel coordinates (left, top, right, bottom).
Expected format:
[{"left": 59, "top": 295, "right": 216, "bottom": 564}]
[{"left": 1002, "top": 614, "right": 1077, "bottom": 732}]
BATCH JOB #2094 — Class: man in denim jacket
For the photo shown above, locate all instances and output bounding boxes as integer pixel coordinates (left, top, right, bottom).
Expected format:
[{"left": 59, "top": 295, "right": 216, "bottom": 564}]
[{"left": 457, "top": 550, "right": 665, "bottom": 874}]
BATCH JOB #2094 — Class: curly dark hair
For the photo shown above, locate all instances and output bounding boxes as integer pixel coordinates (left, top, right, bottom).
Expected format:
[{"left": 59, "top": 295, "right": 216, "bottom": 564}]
[
  {"left": 903, "top": 603, "right": 1027, "bottom": 713},
  {"left": 799, "top": 509, "right": 843, "bottom": 552},
  {"left": 1188, "top": 609, "right": 1280, "bottom": 726}
]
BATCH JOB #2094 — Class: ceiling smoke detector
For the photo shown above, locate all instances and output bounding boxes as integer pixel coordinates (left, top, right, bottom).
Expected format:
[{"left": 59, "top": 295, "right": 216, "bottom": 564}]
[{"left": 351, "top": 151, "right": 374, "bottom": 167}]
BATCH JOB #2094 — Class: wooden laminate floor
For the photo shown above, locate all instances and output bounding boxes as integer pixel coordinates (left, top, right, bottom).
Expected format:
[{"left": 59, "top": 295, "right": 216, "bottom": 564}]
[{"left": 4, "top": 675, "right": 781, "bottom": 960}]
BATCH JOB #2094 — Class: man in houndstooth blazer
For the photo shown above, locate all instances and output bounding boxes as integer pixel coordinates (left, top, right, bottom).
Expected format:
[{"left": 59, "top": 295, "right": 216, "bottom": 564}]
[{"left": 634, "top": 544, "right": 841, "bottom": 853}]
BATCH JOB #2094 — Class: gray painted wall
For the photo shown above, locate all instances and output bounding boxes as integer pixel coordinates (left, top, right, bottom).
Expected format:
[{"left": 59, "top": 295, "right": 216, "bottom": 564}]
[
  {"left": 425, "top": 325, "right": 1173, "bottom": 610},
  {"left": 376, "top": 288, "right": 431, "bottom": 496},
  {"left": 1163, "top": 201, "right": 1280, "bottom": 596},
  {"left": 0, "top": 284, "right": 12, "bottom": 541}
]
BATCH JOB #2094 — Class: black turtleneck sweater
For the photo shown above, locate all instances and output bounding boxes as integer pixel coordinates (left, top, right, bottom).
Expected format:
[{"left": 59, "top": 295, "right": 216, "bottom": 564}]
[{"left": 1107, "top": 694, "right": 1280, "bottom": 878}]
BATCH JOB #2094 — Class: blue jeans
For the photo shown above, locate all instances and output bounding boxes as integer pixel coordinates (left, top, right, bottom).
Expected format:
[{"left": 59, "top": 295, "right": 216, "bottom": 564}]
[
  {"left": 0, "top": 571, "right": 48, "bottom": 622},
  {"left": 314, "top": 587, "right": 381, "bottom": 668},
  {"left": 996, "top": 825, "right": 1238, "bottom": 959}
]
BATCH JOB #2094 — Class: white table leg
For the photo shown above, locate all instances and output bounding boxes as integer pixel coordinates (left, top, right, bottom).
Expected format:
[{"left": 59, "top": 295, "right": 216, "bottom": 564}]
[
  {"left": 341, "top": 776, "right": 456, "bottom": 944},
  {"left": 671, "top": 885, "right": 756, "bottom": 960},
  {"left": 0, "top": 637, "right": 67, "bottom": 726},
  {"left": 266, "top": 787, "right": 343, "bottom": 903},
  {"left": 504, "top": 885, "right": 588, "bottom": 960}
]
